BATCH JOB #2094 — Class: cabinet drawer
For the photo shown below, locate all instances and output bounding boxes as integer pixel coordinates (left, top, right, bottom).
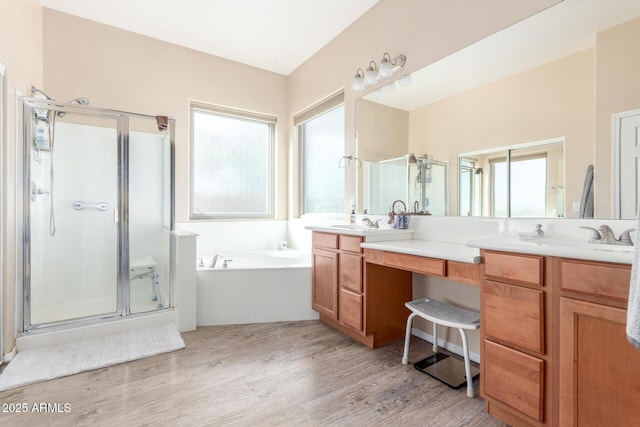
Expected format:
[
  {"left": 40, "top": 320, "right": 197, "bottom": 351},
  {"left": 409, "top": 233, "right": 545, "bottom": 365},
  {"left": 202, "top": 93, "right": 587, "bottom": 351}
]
[
  {"left": 340, "top": 253, "right": 363, "bottom": 292},
  {"left": 312, "top": 231, "right": 338, "bottom": 250},
  {"left": 383, "top": 252, "right": 445, "bottom": 277},
  {"left": 559, "top": 259, "right": 631, "bottom": 301},
  {"left": 447, "top": 261, "right": 481, "bottom": 286},
  {"left": 483, "top": 280, "right": 544, "bottom": 354},
  {"left": 484, "top": 340, "right": 544, "bottom": 422},
  {"left": 339, "top": 288, "right": 363, "bottom": 331},
  {"left": 484, "top": 251, "right": 543, "bottom": 286},
  {"left": 363, "top": 248, "right": 383, "bottom": 265},
  {"left": 340, "top": 234, "right": 363, "bottom": 253}
]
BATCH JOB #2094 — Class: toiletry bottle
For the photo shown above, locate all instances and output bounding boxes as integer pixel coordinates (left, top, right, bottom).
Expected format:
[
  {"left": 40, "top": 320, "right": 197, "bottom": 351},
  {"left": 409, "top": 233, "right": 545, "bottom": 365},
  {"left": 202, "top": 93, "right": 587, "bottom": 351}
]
[
  {"left": 35, "top": 120, "right": 49, "bottom": 150},
  {"left": 350, "top": 209, "right": 356, "bottom": 224}
]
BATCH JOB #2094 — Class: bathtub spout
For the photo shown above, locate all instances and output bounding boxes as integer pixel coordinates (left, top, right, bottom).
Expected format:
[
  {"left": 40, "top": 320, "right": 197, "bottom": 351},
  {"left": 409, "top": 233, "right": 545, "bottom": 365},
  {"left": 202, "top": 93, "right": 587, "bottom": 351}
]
[{"left": 210, "top": 253, "right": 224, "bottom": 268}]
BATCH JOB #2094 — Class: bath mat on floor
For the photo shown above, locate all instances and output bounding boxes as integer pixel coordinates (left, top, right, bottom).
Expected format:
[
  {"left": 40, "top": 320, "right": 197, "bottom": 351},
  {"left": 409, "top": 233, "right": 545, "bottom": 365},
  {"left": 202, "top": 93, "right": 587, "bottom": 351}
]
[{"left": 0, "top": 322, "right": 185, "bottom": 391}]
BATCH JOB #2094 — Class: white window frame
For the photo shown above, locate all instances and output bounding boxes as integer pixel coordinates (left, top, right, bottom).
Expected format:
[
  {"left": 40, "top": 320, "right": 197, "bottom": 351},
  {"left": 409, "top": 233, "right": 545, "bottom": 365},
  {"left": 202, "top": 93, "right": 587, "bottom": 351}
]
[
  {"left": 295, "top": 92, "right": 345, "bottom": 217},
  {"left": 189, "top": 102, "right": 276, "bottom": 219}
]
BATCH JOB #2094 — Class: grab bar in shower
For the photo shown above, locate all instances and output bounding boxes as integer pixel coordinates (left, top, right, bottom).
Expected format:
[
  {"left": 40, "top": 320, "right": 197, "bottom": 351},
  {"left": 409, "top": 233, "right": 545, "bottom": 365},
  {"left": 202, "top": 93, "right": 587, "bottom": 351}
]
[{"left": 72, "top": 200, "right": 110, "bottom": 211}]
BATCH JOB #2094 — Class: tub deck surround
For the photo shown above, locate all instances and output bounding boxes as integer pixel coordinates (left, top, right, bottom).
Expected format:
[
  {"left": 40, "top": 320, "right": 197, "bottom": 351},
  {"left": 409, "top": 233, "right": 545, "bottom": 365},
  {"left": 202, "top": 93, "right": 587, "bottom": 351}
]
[{"left": 196, "top": 250, "right": 317, "bottom": 326}]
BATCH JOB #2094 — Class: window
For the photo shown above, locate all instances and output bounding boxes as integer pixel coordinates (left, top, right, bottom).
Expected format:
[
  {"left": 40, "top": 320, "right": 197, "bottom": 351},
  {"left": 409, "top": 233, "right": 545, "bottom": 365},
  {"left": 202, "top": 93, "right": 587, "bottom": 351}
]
[
  {"left": 296, "top": 94, "right": 345, "bottom": 215},
  {"left": 490, "top": 154, "right": 547, "bottom": 217},
  {"left": 459, "top": 138, "right": 562, "bottom": 217},
  {"left": 190, "top": 104, "right": 275, "bottom": 218}
]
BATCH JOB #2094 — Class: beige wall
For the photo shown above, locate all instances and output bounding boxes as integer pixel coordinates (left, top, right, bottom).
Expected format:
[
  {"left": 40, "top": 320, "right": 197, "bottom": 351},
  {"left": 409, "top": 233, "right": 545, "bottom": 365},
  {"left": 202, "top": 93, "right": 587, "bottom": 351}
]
[
  {"left": 595, "top": 16, "right": 640, "bottom": 218},
  {"left": 287, "top": 0, "right": 561, "bottom": 216},
  {"left": 408, "top": 48, "right": 594, "bottom": 217},
  {"left": 42, "top": 8, "right": 289, "bottom": 223},
  {"left": 0, "top": 0, "right": 43, "bottom": 355}
]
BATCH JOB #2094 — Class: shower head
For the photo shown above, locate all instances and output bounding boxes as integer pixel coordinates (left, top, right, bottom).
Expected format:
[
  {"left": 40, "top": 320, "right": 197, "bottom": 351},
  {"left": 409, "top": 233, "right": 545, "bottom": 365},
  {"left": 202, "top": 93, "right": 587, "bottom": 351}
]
[
  {"left": 30, "top": 86, "right": 54, "bottom": 101},
  {"left": 56, "top": 97, "right": 90, "bottom": 117},
  {"left": 69, "top": 97, "right": 90, "bottom": 106},
  {"left": 30, "top": 86, "right": 54, "bottom": 122}
]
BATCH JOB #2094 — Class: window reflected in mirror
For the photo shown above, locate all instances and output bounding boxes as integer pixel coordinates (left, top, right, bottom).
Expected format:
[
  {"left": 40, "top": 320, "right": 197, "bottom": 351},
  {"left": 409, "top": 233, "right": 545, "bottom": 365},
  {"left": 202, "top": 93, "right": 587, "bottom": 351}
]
[{"left": 459, "top": 139, "right": 564, "bottom": 217}]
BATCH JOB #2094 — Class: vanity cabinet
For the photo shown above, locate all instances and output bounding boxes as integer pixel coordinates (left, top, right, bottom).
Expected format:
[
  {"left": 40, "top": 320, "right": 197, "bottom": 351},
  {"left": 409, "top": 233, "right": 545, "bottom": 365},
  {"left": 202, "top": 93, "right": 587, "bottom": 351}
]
[
  {"left": 480, "top": 250, "right": 548, "bottom": 425},
  {"left": 311, "top": 231, "right": 412, "bottom": 348},
  {"left": 311, "top": 232, "right": 366, "bottom": 334},
  {"left": 556, "top": 258, "right": 638, "bottom": 427},
  {"left": 482, "top": 251, "right": 638, "bottom": 427}
]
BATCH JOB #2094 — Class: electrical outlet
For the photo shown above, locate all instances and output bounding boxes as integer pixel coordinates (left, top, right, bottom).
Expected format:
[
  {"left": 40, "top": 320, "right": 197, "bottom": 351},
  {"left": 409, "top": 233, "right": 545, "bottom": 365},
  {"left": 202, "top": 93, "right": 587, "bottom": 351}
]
[{"left": 572, "top": 202, "right": 580, "bottom": 212}]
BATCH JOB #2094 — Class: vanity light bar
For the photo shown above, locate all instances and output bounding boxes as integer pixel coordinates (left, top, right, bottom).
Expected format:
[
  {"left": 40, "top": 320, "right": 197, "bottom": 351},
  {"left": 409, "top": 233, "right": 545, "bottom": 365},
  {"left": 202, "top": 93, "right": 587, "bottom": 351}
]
[{"left": 352, "top": 53, "right": 406, "bottom": 90}]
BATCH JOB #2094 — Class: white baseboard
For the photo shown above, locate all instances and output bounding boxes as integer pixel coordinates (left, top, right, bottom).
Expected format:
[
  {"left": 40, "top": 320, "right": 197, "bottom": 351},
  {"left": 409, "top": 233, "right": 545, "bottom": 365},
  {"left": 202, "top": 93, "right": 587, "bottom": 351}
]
[{"left": 412, "top": 327, "right": 480, "bottom": 364}]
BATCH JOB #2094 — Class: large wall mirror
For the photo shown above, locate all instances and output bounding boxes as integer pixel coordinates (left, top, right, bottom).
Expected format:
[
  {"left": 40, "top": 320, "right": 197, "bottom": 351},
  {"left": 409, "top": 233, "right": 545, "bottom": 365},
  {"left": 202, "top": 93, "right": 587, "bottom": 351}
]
[{"left": 355, "top": 0, "right": 640, "bottom": 219}]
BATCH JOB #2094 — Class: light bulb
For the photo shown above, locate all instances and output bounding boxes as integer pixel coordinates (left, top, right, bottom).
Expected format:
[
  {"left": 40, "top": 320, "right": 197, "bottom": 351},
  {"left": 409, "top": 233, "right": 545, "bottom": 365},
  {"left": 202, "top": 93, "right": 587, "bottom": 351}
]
[
  {"left": 364, "top": 66, "right": 378, "bottom": 85},
  {"left": 351, "top": 75, "right": 364, "bottom": 90},
  {"left": 351, "top": 69, "right": 365, "bottom": 90},
  {"left": 379, "top": 58, "right": 393, "bottom": 77}
]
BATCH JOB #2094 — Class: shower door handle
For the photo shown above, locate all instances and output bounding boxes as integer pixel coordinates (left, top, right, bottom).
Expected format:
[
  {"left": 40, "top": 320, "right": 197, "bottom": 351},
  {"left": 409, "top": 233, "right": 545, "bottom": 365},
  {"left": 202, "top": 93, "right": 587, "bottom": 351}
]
[{"left": 114, "top": 209, "right": 119, "bottom": 223}]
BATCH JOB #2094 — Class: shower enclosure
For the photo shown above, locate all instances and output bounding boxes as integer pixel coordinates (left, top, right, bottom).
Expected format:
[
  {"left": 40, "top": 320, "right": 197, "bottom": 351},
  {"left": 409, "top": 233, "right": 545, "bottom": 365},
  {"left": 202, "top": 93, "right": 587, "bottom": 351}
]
[{"left": 21, "top": 95, "right": 174, "bottom": 331}]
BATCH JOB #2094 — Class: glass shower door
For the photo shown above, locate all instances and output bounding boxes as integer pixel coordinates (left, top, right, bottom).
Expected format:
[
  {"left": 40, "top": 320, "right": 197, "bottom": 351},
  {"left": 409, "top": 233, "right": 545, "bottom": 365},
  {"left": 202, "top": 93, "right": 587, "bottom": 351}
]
[
  {"left": 26, "top": 106, "right": 121, "bottom": 327},
  {"left": 128, "top": 115, "right": 173, "bottom": 314}
]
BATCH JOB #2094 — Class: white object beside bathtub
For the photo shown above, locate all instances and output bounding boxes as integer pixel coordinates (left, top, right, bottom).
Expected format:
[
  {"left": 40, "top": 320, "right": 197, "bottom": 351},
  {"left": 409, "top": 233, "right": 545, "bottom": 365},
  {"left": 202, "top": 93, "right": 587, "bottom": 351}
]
[{"left": 196, "top": 250, "right": 318, "bottom": 325}]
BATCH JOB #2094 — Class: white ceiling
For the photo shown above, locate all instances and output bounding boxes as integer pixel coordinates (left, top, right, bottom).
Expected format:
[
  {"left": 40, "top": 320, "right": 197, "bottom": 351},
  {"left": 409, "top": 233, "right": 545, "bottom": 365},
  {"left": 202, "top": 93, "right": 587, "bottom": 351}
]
[
  {"left": 40, "top": 0, "right": 380, "bottom": 75},
  {"left": 365, "top": 0, "right": 640, "bottom": 111}
]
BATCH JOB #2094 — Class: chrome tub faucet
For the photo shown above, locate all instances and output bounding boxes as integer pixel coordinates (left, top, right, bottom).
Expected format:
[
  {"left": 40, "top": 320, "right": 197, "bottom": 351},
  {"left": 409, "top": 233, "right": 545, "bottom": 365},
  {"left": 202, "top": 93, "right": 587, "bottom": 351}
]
[{"left": 210, "top": 253, "right": 224, "bottom": 268}]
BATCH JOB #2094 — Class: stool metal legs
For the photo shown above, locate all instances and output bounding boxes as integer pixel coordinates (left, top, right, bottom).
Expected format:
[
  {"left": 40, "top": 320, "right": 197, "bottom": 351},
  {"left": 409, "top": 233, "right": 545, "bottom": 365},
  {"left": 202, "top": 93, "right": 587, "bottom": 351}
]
[
  {"left": 402, "top": 314, "right": 476, "bottom": 398},
  {"left": 457, "top": 328, "right": 475, "bottom": 397},
  {"left": 402, "top": 312, "right": 418, "bottom": 365}
]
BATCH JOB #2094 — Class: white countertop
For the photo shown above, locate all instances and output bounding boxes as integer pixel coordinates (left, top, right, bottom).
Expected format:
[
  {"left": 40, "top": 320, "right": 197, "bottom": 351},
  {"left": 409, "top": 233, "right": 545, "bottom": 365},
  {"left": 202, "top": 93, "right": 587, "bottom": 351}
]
[
  {"left": 361, "top": 239, "right": 481, "bottom": 264},
  {"left": 306, "top": 222, "right": 634, "bottom": 265},
  {"left": 467, "top": 237, "right": 634, "bottom": 265},
  {"left": 304, "top": 224, "right": 414, "bottom": 241}
]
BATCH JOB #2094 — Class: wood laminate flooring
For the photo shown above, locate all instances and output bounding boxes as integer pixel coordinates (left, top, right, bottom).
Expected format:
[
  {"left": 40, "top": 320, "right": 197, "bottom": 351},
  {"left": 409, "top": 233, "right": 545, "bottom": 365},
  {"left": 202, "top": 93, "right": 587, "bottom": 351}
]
[{"left": 0, "top": 321, "right": 507, "bottom": 426}]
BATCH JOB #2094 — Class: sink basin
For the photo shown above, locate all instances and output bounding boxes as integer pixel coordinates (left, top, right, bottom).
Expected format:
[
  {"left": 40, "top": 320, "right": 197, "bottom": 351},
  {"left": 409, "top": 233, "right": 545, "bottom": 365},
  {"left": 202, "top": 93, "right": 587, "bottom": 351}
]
[
  {"left": 330, "top": 224, "right": 365, "bottom": 230},
  {"left": 519, "top": 236, "right": 634, "bottom": 253}
]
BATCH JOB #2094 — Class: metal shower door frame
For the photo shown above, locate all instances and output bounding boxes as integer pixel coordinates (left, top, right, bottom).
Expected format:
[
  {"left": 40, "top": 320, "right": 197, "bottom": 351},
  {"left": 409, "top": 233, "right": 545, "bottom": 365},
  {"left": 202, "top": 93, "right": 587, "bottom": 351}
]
[{"left": 20, "top": 98, "right": 175, "bottom": 332}]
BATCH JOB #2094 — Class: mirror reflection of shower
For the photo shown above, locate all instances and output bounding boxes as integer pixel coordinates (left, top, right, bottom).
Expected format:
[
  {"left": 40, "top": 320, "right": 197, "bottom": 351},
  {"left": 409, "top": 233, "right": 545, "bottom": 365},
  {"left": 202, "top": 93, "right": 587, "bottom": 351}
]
[{"left": 29, "top": 86, "right": 90, "bottom": 236}]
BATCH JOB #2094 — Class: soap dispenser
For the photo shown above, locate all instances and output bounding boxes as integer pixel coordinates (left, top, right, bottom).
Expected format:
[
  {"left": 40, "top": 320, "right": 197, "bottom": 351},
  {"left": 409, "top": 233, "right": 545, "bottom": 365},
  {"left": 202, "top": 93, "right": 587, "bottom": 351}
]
[{"left": 349, "top": 209, "right": 356, "bottom": 224}]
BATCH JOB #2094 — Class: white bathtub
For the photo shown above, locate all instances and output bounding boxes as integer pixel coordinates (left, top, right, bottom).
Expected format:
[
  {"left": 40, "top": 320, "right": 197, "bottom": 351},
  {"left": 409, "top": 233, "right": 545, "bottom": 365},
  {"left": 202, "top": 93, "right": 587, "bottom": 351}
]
[{"left": 196, "top": 250, "right": 319, "bottom": 325}]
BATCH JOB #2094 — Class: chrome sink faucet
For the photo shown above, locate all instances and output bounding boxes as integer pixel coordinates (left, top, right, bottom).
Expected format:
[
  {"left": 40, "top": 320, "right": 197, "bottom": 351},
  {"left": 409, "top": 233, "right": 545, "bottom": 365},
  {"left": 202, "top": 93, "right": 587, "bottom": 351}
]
[
  {"left": 580, "top": 225, "right": 635, "bottom": 246},
  {"left": 362, "top": 218, "right": 381, "bottom": 228}
]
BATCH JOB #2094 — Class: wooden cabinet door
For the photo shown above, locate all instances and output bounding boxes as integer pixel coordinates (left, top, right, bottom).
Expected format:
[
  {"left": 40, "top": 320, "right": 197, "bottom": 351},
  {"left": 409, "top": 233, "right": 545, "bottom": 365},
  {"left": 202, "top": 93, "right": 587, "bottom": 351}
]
[
  {"left": 560, "top": 298, "right": 640, "bottom": 427},
  {"left": 312, "top": 248, "right": 338, "bottom": 319}
]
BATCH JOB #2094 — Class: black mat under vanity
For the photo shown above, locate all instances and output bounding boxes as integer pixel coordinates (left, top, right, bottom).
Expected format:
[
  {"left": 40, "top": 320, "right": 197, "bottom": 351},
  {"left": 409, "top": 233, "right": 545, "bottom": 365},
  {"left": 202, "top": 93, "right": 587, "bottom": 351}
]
[{"left": 414, "top": 352, "right": 480, "bottom": 389}]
